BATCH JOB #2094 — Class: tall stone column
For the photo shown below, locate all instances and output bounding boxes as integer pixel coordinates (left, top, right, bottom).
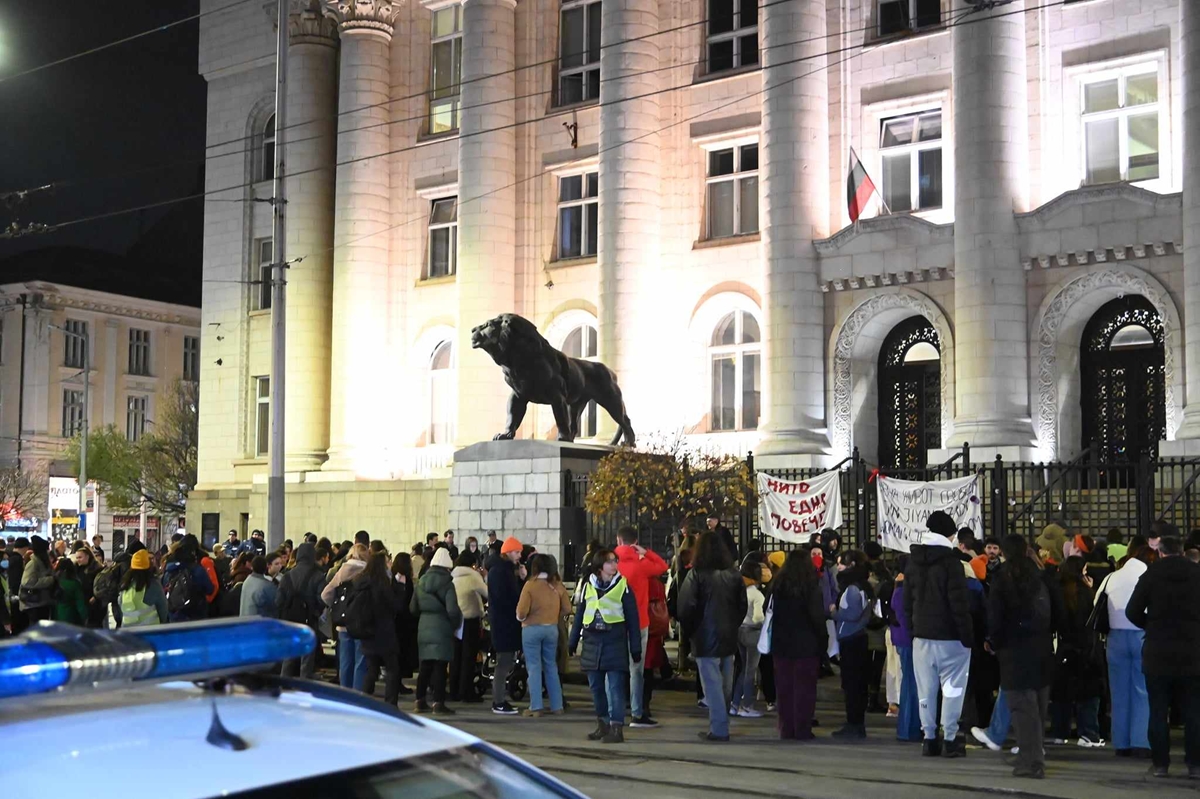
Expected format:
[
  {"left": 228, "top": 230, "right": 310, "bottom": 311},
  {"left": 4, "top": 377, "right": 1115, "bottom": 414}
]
[
  {"left": 948, "top": 0, "right": 1034, "bottom": 449},
  {"left": 455, "top": 0, "right": 517, "bottom": 445},
  {"left": 323, "top": 1, "right": 400, "bottom": 473},
  {"left": 755, "top": 0, "right": 829, "bottom": 458},
  {"left": 283, "top": 3, "right": 339, "bottom": 471},
  {"left": 1175, "top": 0, "right": 1200, "bottom": 439},
  {"left": 596, "top": 0, "right": 660, "bottom": 438}
]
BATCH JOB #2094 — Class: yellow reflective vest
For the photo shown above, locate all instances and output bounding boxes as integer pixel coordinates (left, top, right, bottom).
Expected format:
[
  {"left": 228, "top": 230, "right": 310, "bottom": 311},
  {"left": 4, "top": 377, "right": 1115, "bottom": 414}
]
[
  {"left": 582, "top": 577, "right": 629, "bottom": 626},
  {"left": 119, "top": 586, "right": 160, "bottom": 627}
]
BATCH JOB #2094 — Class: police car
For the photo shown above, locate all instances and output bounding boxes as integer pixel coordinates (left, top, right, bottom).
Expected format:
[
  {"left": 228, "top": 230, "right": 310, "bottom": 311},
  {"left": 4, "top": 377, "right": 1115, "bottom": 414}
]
[{"left": 0, "top": 618, "right": 589, "bottom": 798}]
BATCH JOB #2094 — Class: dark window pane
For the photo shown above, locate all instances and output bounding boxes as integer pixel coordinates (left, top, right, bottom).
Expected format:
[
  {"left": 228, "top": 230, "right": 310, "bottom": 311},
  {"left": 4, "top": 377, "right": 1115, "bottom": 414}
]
[
  {"left": 560, "top": 206, "right": 582, "bottom": 258},
  {"left": 709, "top": 148, "right": 735, "bottom": 176},
  {"left": 740, "top": 33, "right": 758, "bottom": 66},
  {"left": 587, "top": 2, "right": 602, "bottom": 63},
  {"left": 586, "top": 202, "right": 598, "bottom": 255},
  {"left": 708, "top": 39, "right": 734, "bottom": 73},
  {"left": 586, "top": 67, "right": 600, "bottom": 101},
  {"left": 586, "top": 172, "right": 598, "bottom": 197},
  {"left": 737, "top": 0, "right": 756, "bottom": 29},
  {"left": 708, "top": 181, "right": 735, "bottom": 238},
  {"left": 561, "top": 7, "right": 585, "bottom": 68},
  {"left": 918, "top": 149, "right": 942, "bottom": 208},
  {"left": 739, "top": 175, "right": 758, "bottom": 233},
  {"left": 709, "top": 0, "right": 734, "bottom": 35},
  {"left": 560, "top": 175, "right": 583, "bottom": 202},
  {"left": 740, "top": 144, "right": 758, "bottom": 171},
  {"left": 742, "top": 352, "right": 760, "bottom": 430},
  {"left": 879, "top": 0, "right": 908, "bottom": 35},
  {"left": 882, "top": 154, "right": 912, "bottom": 213},
  {"left": 915, "top": 0, "right": 940, "bottom": 28},
  {"left": 560, "top": 72, "right": 584, "bottom": 105}
]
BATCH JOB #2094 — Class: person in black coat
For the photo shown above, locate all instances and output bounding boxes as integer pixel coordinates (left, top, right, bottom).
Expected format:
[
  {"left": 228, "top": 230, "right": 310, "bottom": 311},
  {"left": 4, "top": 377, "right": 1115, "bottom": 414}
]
[
  {"left": 1126, "top": 535, "right": 1200, "bottom": 777},
  {"left": 1049, "top": 556, "right": 1104, "bottom": 746},
  {"left": 277, "top": 543, "right": 328, "bottom": 678},
  {"left": 679, "top": 530, "right": 747, "bottom": 742},
  {"left": 391, "top": 553, "right": 418, "bottom": 695},
  {"left": 354, "top": 552, "right": 409, "bottom": 706},
  {"left": 770, "top": 549, "right": 828, "bottom": 740},
  {"left": 705, "top": 514, "right": 740, "bottom": 564},
  {"left": 987, "top": 535, "right": 1059, "bottom": 779},
  {"left": 486, "top": 538, "right": 526, "bottom": 714}
]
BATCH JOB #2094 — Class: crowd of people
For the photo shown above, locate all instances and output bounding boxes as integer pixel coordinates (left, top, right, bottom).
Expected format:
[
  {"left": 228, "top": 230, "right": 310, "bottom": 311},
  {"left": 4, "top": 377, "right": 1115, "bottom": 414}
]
[{"left": 2, "top": 514, "right": 1199, "bottom": 781}]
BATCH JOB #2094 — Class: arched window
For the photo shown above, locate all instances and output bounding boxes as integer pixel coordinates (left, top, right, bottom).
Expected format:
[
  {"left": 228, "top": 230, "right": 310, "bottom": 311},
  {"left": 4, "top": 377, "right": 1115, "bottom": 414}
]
[
  {"left": 709, "top": 310, "right": 760, "bottom": 431},
  {"left": 1081, "top": 295, "right": 1165, "bottom": 462},
  {"left": 260, "top": 114, "right": 276, "bottom": 183},
  {"left": 562, "top": 324, "right": 598, "bottom": 437},
  {"left": 878, "top": 316, "right": 941, "bottom": 469},
  {"left": 429, "top": 341, "right": 455, "bottom": 445}
]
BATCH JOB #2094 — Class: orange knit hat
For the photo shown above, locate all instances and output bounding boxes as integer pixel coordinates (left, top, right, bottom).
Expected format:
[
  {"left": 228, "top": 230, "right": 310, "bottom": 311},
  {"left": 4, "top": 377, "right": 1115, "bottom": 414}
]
[{"left": 500, "top": 536, "right": 523, "bottom": 555}]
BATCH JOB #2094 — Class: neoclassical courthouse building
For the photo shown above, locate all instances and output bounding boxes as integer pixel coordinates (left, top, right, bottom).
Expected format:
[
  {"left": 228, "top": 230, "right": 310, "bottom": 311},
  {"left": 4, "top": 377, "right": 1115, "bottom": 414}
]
[{"left": 192, "top": 0, "right": 1198, "bottom": 541}]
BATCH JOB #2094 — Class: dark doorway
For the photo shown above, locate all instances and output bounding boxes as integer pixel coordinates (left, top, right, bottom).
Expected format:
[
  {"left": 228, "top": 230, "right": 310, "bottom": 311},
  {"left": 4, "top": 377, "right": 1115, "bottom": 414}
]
[{"left": 878, "top": 316, "right": 942, "bottom": 470}]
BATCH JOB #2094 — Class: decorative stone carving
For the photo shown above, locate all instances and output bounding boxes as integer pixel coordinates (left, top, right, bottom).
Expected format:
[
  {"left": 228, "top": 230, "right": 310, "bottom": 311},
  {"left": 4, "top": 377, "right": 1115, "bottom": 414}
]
[
  {"left": 323, "top": 0, "right": 402, "bottom": 35},
  {"left": 1035, "top": 268, "right": 1180, "bottom": 457},
  {"left": 830, "top": 290, "right": 954, "bottom": 461},
  {"left": 287, "top": 0, "right": 339, "bottom": 42}
]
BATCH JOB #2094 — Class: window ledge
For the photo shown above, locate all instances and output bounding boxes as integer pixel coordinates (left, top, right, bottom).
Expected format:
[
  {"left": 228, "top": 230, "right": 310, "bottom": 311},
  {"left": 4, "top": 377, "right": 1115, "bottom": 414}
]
[
  {"left": 550, "top": 98, "right": 599, "bottom": 115},
  {"left": 416, "top": 129, "right": 459, "bottom": 146},
  {"left": 417, "top": 274, "right": 457, "bottom": 287},
  {"left": 694, "top": 64, "right": 761, "bottom": 88},
  {"left": 547, "top": 255, "right": 597, "bottom": 270},
  {"left": 866, "top": 24, "right": 948, "bottom": 49},
  {"left": 248, "top": 308, "right": 271, "bottom": 318},
  {"left": 693, "top": 232, "right": 760, "bottom": 250},
  {"left": 232, "top": 457, "right": 268, "bottom": 467}
]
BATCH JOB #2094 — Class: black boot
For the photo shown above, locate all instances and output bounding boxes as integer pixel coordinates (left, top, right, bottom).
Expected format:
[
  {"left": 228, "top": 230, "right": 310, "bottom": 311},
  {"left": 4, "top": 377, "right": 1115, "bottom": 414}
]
[
  {"left": 601, "top": 723, "right": 625, "bottom": 744},
  {"left": 942, "top": 734, "right": 967, "bottom": 758},
  {"left": 831, "top": 723, "right": 867, "bottom": 740},
  {"left": 922, "top": 737, "right": 943, "bottom": 757},
  {"left": 587, "top": 718, "right": 611, "bottom": 741}
]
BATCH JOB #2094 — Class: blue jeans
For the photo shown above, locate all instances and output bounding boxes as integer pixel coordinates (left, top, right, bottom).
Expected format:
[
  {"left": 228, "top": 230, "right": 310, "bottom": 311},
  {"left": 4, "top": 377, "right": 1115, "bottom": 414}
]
[
  {"left": 338, "top": 630, "right": 366, "bottom": 690},
  {"left": 522, "top": 625, "right": 563, "bottom": 712},
  {"left": 1108, "top": 628, "right": 1150, "bottom": 750},
  {"left": 896, "top": 645, "right": 923, "bottom": 741},
  {"left": 986, "top": 688, "right": 1011, "bottom": 744},
  {"left": 587, "top": 670, "right": 627, "bottom": 726},
  {"left": 697, "top": 655, "right": 735, "bottom": 737},
  {"left": 629, "top": 627, "right": 648, "bottom": 719}
]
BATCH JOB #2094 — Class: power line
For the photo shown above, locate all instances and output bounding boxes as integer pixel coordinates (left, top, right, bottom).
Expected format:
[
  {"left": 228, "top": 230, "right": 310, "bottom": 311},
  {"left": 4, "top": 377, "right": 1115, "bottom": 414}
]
[{"left": 0, "top": 0, "right": 263, "bottom": 84}]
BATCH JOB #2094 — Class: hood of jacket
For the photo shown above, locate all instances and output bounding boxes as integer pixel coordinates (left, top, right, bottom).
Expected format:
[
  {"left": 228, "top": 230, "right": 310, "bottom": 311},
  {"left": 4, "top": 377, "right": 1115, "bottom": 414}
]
[
  {"left": 293, "top": 543, "right": 316, "bottom": 566},
  {"left": 451, "top": 565, "right": 479, "bottom": 581},
  {"left": 910, "top": 535, "right": 957, "bottom": 567},
  {"left": 420, "top": 565, "right": 454, "bottom": 592}
]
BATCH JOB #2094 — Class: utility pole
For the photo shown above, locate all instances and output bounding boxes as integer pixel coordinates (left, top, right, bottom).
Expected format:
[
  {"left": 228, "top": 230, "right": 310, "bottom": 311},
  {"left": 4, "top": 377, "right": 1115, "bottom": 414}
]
[{"left": 267, "top": 0, "right": 289, "bottom": 551}]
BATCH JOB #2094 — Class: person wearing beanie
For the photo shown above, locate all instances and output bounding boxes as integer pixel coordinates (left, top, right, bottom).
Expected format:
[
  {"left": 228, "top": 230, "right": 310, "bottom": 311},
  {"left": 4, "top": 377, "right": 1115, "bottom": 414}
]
[
  {"left": 487, "top": 536, "right": 526, "bottom": 715},
  {"left": 410, "top": 545, "right": 463, "bottom": 715},
  {"left": 903, "top": 510, "right": 974, "bottom": 758},
  {"left": 18, "top": 535, "right": 55, "bottom": 622},
  {"left": 117, "top": 549, "right": 167, "bottom": 627}
]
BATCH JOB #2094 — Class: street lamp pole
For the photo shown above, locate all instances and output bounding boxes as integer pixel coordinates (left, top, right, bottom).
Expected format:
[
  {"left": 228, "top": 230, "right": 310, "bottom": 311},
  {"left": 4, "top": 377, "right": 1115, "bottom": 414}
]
[{"left": 267, "top": 0, "right": 289, "bottom": 551}]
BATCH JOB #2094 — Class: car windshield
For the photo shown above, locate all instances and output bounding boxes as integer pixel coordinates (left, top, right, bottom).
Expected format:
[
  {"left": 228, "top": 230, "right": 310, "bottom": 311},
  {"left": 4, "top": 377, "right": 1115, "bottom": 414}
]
[{"left": 226, "top": 745, "right": 575, "bottom": 799}]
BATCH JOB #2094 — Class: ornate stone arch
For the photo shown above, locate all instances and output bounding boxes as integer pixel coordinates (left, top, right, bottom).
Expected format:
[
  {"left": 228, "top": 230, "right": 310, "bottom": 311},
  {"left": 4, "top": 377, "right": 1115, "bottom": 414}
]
[
  {"left": 1032, "top": 265, "right": 1181, "bottom": 461},
  {"left": 828, "top": 289, "right": 955, "bottom": 462}
]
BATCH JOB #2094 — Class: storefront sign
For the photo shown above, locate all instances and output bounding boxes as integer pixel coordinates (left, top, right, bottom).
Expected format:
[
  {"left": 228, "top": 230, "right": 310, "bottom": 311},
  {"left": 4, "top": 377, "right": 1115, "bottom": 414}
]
[
  {"left": 756, "top": 469, "right": 843, "bottom": 542},
  {"left": 877, "top": 473, "right": 982, "bottom": 553},
  {"left": 48, "top": 476, "right": 80, "bottom": 513}
]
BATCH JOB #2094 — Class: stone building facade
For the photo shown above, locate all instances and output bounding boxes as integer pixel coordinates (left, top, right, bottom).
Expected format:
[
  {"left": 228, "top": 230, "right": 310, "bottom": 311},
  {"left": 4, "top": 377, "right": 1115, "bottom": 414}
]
[{"left": 193, "top": 0, "right": 1197, "bottom": 547}]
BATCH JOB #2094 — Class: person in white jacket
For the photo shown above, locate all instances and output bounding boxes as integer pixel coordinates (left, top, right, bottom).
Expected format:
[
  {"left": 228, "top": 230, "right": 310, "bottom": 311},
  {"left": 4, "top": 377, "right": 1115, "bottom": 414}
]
[
  {"left": 730, "top": 561, "right": 767, "bottom": 718},
  {"left": 1098, "top": 544, "right": 1152, "bottom": 755},
  {"left": 450, "top": 550, "right": 489, "bottom": 702}
]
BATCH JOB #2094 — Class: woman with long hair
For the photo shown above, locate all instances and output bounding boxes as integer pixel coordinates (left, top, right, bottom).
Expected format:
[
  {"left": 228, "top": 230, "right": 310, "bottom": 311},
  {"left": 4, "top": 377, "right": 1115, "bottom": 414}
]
[
  {"left": 118, "top": 549, "right": 168, "bottom": 626},
  {"left": 391, "top": 552, "right": 418, "bottom": 695},
  {"left": 1100, "top": 543, "right": 1152, "bottom": 755},
  {"left": 831, "top": 549, "right": 875, "bottom": 739},
  {"left": 891, "top": 556, "right": 922, "bottom": 741},
  {"left": 517, "top": 554, "right": 572, "bottom": 716},
  {"left": 988, "top": 535, "right": 1056, "bottom": 779},
  {"left": 356, "top": 552, "right": 409, "bottom": 706},
  {"left": 769, "top": 548, "right": 826, "bottom": 740},
  {"left": 53, "top": 558, "right": 87, "bottom": 625},
  {"left": 321, "top": 542, "right": 371, "bottom": 689},
  {"left": 450, "top": 550, "right": 488, "bottom": 702},
  {"left": 1050, "top": 555, "right": 1103, "bottom": 747}
]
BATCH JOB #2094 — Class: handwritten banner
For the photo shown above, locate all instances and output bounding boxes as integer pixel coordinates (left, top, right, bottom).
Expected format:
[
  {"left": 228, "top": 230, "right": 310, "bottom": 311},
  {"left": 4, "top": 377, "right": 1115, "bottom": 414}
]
[
  {"left": 877, "top": 473, "right": 981, "bottom": 553},
  {"left": 757, "top": 470, "right": 843, "bottom": 542}
]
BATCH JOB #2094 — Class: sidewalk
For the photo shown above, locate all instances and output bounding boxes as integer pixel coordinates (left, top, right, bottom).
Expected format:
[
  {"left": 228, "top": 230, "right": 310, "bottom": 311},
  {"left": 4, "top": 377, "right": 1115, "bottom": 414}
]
[{"left": 436, "top": 680, "right": 1198, "bottom": 799}]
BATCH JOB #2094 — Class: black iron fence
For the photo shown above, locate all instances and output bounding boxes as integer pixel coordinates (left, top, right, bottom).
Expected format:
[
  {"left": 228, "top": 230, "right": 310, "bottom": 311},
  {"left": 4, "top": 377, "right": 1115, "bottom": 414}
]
[{"left": 562, "top": 444, "right": 1200, "bottom": 567}]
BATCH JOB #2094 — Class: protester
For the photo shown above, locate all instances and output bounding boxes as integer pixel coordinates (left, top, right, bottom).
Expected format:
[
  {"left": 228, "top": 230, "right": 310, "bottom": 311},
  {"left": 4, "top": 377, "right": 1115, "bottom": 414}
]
[
  {"left": 443, "top": 531, "right": 460, "bottom": 562},
  {"left": 1106, "top": 528, "right": 1128, "bottom": 564},
  {"left": 569, "top": 548, "right": 641, "bottom": 744},
  {"left": 163, "top": 535, "right": 215, "bottom": 622},
  {"left": 18, "top": 535, "right": 55, "bottom": 624},
  {"left": 450, "top": 550, "right": 488, "bottom": 703},
  {"left": 117, "top": 549, "right": 167, "bottom": 626},
  {"left": 72, "top": 542, "right": 103, "bottom": 628},
  {"left": 240, "top": 554, "right": 281, "bottom": 617},
  {"left": 730, "top": 560, "right": 766, "bottom": 719},
  {"left": 516, "top": 554, "right": 572, "bottom": 717},
  {"left": 987, "top": 534, "right": 1056, "bottom": 779},
  {"left": 410, "top": 543, "right": 426, "bottom": 577},
  {"left": 705, "top": 514, "right": 739, "bottom": 564},
  {"left": 355, "top": 552, "right": 409, "bottom": 707},
  {"left": 970, "top": 538, "right": 1002, "bottom": 584},
  {"left": 1099, "top": 542, "right": 1151, "bottom": 756},
  {"left": 1049, "top": 556, "right": 1104, "bottom": 747},
  {"left": 904, "top": 511, "right": 974, "bottom": 757},
  {"left": 614, "top": 525, "right": 668, "bottom": 728},
  {"left": 276, "top": 542, "right": 327, "bottom": 678},
  {"left": 1125, "top": 534, "right": 1200, "bottom": 778},
  {"left": 831, "top": 550, "right": 874, "bottom": 739},
  {"left": 866, "top": 558, "right": 893, "bottom": 715},
  {"left": 410, "top": 547, "right": 462, "bottom": 715},
  {"left": 767, "top": 549, "right": 825, "bottom": 740},
  {"left": 212, "top": 543, "right": 232, "bottom": 590},
  {"left": 321, "top": 542, "right": 370, "bottom": 689},
  {"left": 391, "top": 553, "right": 418, "bottom": 695},
  {"left": 679, "top": 530, "right": 746, "bottom": 742},
  {"left": 891, "top": 562, "right": 922, "bottom": 742},
  {"left": 487, "top": 536, "right": 526, "bottom": 716},
  {"left": 244, "top": 529, "right": 267, "bottom": 558},
  {"left": 52, "top": 558, "right": 87, "bottom": 624},
  {"left": 90, "top": 534, "right": 105, "bottom": 564}
]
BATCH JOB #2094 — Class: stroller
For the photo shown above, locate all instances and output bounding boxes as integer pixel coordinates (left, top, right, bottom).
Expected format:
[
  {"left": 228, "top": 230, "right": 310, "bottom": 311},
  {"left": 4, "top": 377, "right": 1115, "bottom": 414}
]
[{"left": 475, "top": 621, "right": 528, "bottom": 702}]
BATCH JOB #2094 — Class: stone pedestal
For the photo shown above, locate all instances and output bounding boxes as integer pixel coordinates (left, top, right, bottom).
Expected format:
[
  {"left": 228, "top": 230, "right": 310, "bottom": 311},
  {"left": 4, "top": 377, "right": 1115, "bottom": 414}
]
[{"left": 446, "top": 440, "right": 610, "bottom": 568}]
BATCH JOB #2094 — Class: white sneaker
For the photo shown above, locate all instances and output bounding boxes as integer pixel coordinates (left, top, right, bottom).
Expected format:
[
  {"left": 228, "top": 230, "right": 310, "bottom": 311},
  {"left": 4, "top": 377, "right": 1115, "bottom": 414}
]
[
  {"left": 1047, "top": 738, "right": 1067, "bottom": 745},
  {"left": 697, "top": 698, "right": 709, "bottom": 709},
  {"left": 766, "top": 703, "right": 777, "bottom": 712},
  {"left": 729, "top": 704, "right": 738, "bottom": 716},
  {"left": 737, "top": 707, "right": 764, "bottom": 718},
  {"left": 1077, "top": 736, "right": 1106, "bottom": 748},
  {"left": 971, "top": 727, "right": 1001, "bottom": 752},
  {"left": 1011, "top": 746, "right": 1019, "bottom": 754}
]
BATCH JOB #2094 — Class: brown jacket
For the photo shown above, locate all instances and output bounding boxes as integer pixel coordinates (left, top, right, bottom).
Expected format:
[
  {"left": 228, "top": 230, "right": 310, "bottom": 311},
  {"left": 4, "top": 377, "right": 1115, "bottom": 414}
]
[{"left": 516, "top": 576, "right": 571, "bottom": 627}]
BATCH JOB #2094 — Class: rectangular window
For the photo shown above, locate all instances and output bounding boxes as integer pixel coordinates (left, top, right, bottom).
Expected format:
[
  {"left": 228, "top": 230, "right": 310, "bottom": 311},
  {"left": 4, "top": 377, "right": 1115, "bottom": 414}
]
[
  {"left": 1081, "top": 64, "right": 1160, "bottom": 185},
  {"left": 64, "top": 319, "right": 88, "bottom": 368},
  {"left": 126, "top": 395, "right": 148, "bottom": 442},
  {"left": 255, "top": 377, "right": 270, "bottom": 457},
  {"left": 254, "top": 238, "right": 273, "bottom": 311},
  {"left": 62, "top": 389, "right": 84, "bottom": 438},
  {"left": 880, "top": 110, "right": 942, "bottom": 213},
  {"left": 428, "top": 197, "right": 458, "bottom": 278},
  {"left": 707, "top": 0, "right": 758, "bottom": 74},
  {"left": 559, "top": 0, "right": 601, "bottom": 106},
  {"left": 877, "top": 0, "right": 941, "bottom": 38},
  {"left": 129, "top": 329, "right": 151, "bottom": 376},
  {"left": 183, "top": 336, "right": 201, "bottom": 382},
  {"left": 429, "top": 5, "right": 463, "bottom": 135},
  {"left": 557, "top": 172, "right": 599, "bottom": 259},
  {"left": 706, "top": 143, "right": 759, "bottom": 239}
]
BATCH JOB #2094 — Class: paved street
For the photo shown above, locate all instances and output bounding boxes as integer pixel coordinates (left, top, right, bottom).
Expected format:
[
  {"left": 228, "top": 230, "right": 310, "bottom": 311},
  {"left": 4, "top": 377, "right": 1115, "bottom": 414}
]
[{"left": 439, "top": 680, "right": 1199, "bottom": 799}]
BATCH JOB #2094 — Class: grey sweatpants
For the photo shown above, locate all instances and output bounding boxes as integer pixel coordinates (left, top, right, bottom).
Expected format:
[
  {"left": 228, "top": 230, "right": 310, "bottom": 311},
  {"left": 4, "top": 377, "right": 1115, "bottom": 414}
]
[{"left": 912, "top": 638, "right": 971, "bottom": 740}]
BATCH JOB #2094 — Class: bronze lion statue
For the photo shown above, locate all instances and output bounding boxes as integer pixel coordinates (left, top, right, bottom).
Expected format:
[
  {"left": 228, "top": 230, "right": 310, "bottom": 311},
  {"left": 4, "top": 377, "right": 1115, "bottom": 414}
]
[{"left": 470, "top": 313, "right": 635, "bottom": 446}]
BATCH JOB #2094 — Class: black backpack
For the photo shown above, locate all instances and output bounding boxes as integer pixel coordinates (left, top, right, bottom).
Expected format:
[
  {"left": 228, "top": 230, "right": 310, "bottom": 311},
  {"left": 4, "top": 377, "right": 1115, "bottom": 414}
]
[
  {"left": 330, "top": 579, "right": 357, "bottom": 629},
  {"left": 281, "top": 571, "right": 319, "bottom": 625},
  {"left": 93, "top": 562, "right": 123, "bottom": 605},
  {"left": 343, "top": 581, "right": 376, "bottom": 640},
  {"left": 166, "top": 567, "right": 196, "bottom": 615}
]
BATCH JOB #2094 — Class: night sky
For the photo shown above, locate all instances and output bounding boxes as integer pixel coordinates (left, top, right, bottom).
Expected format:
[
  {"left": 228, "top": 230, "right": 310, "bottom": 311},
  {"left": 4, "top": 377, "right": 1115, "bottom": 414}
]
[{"left": 0, "top": 1, "right": 207, "bottom": 259}]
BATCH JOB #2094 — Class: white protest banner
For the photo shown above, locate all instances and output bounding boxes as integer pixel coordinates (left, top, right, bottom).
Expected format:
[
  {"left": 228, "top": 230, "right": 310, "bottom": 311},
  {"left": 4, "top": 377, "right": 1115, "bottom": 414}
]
[
  {"left": 757, "top": 469, "right": 843, "bottom": 543},
  {"left": 876, "top": 473, "right": 981, "bottom": 553}
]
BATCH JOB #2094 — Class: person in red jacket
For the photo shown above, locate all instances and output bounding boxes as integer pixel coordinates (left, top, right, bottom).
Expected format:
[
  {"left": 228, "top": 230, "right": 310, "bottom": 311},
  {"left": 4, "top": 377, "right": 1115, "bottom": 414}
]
[{"left": 615, "top": 526, "right": 668, "bottom": 728}]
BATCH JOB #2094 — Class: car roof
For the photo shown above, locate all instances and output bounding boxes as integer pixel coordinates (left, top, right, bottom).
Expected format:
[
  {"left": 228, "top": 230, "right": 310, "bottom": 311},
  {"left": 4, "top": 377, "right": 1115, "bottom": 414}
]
[{"left": 2, "top": 681, "right": 478, "bottom": 799}]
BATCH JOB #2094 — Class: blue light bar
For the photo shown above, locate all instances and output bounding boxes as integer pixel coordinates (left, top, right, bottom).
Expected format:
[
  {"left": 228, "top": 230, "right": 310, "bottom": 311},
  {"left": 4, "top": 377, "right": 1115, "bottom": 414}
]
[{"left": 0, "top": 618, "right": 315, "bottom": 701}]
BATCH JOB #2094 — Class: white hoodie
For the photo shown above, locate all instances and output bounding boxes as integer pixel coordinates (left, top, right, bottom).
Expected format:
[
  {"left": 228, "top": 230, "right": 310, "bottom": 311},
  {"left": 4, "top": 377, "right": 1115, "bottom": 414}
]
[{"left": 1097, "top": 557, "right": 1148, "bottom": 631}]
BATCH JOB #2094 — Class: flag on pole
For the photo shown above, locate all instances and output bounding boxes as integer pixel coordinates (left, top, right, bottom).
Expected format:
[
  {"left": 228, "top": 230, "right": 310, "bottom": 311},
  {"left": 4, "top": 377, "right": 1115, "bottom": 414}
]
[{"left": 846, "top": 147, "right": 878, "bottom": 223}]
